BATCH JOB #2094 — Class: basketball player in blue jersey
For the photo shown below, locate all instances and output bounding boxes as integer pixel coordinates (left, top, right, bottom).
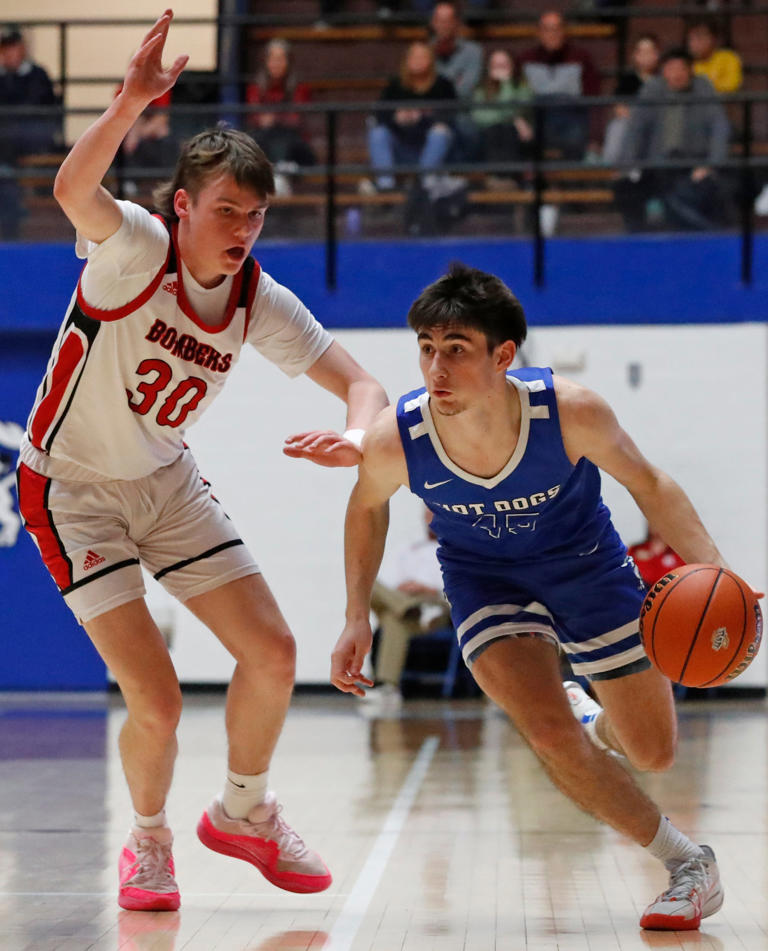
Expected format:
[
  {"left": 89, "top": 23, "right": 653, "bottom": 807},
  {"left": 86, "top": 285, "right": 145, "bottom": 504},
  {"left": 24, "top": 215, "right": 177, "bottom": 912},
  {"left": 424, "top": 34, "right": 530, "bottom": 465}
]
[
  {"left": 331, "top": 263, "right": 730, "bottom": 931},
  {"left": 16, "top": 12, "right": 388, "bottom": 911}
]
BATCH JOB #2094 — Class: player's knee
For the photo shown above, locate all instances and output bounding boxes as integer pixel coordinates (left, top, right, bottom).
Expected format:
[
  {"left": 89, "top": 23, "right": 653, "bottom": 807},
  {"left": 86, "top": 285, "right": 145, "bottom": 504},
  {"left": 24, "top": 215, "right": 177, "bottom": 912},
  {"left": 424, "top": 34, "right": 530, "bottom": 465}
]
[
  {"left": 127, "top": 687, "right": 183, "bottom": 739},
  {"left": 243, "top": 628, "right": 296, "bottom": 685},
  {"left": 624, "top": 735, "right": 676, "bottom": 773}
]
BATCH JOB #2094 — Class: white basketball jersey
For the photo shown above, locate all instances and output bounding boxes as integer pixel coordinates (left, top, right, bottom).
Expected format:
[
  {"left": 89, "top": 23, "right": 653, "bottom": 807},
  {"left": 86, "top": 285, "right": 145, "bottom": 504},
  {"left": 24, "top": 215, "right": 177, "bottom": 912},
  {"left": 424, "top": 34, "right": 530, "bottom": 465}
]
[{"left": 21, "top": 205, "right": 332, "bottom": 482}]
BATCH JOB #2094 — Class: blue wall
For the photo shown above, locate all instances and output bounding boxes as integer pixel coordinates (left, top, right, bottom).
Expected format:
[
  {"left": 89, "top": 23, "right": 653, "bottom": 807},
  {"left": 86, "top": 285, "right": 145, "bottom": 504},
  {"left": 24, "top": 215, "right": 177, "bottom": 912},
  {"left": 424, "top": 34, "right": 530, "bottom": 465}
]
[
  {"left": 2, "top": 234, "right": 767, "bottom": 336},
  {"left": 1, "top": 233, "right": 766, "bottom": 690}
]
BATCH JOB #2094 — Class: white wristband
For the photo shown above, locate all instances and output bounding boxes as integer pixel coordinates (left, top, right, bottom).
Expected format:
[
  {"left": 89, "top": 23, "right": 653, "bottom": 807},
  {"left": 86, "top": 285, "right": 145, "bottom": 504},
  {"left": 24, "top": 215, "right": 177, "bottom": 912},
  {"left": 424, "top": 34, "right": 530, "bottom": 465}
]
[{"left": 343, "top": 428, "right": 365, "bottom": 450}]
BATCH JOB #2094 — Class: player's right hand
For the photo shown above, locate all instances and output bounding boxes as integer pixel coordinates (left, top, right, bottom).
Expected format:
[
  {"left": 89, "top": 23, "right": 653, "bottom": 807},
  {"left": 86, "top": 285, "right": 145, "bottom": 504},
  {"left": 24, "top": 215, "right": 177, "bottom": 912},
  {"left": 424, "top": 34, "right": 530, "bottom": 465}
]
[
  {"left": 121, "top": 10, "right": 188, "bottom": 108},
  {"left": 331, "top": 623, "right": 375, "bottom": 696}
]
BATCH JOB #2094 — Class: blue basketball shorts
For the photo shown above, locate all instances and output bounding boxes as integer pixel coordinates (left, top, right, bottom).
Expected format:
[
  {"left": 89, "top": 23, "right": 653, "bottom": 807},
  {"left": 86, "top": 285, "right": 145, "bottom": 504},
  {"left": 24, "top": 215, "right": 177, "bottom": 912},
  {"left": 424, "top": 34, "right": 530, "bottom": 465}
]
[{"left": 439, "top": 545, "right": 651, "bottom": 681}]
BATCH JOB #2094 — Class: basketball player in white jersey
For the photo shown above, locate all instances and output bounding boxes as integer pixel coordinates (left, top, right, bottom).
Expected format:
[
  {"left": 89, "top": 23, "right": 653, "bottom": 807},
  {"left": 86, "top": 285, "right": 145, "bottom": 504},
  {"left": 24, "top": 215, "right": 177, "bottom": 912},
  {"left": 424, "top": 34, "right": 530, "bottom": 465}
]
[{"left": 16, "top": 11, "right": 387, "bottom": 910}]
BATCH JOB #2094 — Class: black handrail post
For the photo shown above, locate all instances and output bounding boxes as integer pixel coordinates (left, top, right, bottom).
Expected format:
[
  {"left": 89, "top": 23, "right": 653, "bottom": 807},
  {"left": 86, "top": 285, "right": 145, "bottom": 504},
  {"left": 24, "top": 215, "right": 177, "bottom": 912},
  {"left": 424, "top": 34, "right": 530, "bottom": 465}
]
[
  {"left": 740, "top": 99, "right": 753, "bottom": 286},
  {"left": 533, "top": 102, "right": 545, "bottom": 288},
  {"left": 617, "top": 15, "right": 627, "bottom": 73},
  {"left": 325, "top": 108, "right": 338, "bottom": 291},
  {"left": 59, "top": 22, "right": 67, "bottom": 102}
]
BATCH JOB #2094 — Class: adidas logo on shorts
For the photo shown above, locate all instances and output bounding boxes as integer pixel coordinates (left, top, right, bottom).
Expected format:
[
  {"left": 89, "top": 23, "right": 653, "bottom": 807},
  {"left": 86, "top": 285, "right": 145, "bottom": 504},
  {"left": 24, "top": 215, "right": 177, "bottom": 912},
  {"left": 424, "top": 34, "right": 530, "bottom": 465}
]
[{"left": 83, "top": 549, "right": 106, "bottom": 571}]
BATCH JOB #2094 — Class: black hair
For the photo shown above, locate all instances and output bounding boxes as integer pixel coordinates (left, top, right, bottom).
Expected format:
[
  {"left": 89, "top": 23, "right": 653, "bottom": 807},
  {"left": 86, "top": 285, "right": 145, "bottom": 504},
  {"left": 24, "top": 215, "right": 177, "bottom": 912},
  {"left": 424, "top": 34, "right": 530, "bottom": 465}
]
[
  {"left": 660, "top": 46, "right": 694, "bottom": 68},
  {"left": 687, "top": 19, "right": 719, "bottom": 39},
  {"left": 407, "top": 262, "right": 528, "bottom": 350}
]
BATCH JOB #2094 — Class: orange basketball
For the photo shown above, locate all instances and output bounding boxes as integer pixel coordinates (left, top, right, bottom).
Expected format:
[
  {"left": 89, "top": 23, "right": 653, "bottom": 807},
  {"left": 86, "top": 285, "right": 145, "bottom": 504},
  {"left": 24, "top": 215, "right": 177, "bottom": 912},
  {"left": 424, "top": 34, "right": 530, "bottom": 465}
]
[{"left": 639, "top": 564, "right": 762, "bottom": 687}]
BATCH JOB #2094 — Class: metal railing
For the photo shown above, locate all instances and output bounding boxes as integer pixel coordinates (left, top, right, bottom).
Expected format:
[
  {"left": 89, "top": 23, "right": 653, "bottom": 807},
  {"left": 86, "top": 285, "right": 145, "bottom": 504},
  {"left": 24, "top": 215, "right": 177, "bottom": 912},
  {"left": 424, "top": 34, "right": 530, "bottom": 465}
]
[{"left": 4, "top": 92, "right": 768, "bottom": 288}]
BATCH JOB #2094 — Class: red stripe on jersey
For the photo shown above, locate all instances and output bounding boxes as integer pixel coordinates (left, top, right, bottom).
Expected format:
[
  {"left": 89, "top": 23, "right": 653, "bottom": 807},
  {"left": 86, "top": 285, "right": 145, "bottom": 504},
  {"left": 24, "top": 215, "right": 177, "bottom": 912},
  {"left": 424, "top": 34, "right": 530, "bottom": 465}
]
[
  {"left": 76, "top": 238, "right": 172, "bottom": 322},
  {"left": 242, "top": 260, "right": 261, "bottom": 342},
  {"left": 29, "top": 329, "right": 86, "bottom": 450},
  {"left": 16, "top": 464, "right": 73, "bottom": 590},
  {"left": 172, "top": 222, "right": 244, "bottom": 334}
]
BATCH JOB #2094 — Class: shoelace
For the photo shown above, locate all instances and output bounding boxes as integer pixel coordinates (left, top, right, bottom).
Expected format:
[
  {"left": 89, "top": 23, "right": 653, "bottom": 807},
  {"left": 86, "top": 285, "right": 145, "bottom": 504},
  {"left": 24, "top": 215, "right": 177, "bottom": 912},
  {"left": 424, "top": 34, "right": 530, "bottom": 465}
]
[
  {"left": 247, "top": 801, "right": 309, "bottom": 859},
  {"left": 127, "top": 837, "right": 177, "bottom": 891},
  {"left": 663, "top": 856, "right": 709, "bottom": 901}
]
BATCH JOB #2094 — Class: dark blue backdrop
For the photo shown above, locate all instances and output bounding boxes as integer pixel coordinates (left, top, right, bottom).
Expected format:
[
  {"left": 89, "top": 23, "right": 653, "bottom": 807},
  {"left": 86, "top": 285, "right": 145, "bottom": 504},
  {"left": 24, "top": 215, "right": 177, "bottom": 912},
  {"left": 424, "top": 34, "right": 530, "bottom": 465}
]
[
  {"left": 2, "top": 234, "right": 768, "bottom": 335},
  {"left": 1, "top": 233, "right": 766, "bottom": 690}
]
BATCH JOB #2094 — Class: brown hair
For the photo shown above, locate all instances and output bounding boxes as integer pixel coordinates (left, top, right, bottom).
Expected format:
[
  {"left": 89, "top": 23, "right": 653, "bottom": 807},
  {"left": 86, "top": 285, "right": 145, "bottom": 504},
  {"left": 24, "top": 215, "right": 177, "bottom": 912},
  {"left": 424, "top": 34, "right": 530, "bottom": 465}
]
[{"left": 153, "top": 126, "right": 274, "bottom": 220}]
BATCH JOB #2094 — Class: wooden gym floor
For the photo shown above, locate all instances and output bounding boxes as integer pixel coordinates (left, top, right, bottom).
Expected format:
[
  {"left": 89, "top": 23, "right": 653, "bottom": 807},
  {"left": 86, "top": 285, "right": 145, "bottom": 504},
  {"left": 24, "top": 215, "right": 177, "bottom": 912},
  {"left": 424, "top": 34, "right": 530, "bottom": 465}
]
[{"left": 0, "top": 690, "right": 766, "bottom": 951}]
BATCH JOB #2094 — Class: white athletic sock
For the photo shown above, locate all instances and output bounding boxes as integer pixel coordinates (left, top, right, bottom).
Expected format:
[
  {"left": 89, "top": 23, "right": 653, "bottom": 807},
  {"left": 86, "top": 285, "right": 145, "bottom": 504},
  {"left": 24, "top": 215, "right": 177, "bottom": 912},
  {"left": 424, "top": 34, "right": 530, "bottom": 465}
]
[
  {"left": 582, "top": 713, "right": 610, "bottom": 751},
  {"left": 133, "top": 808, "right": 168, "bottom": 830},
  {"left": 221, "top": 769, "right": 269, "bottom": 820},
  {"left": 646, "top": 815, "right": 704, "bottom": 869}
]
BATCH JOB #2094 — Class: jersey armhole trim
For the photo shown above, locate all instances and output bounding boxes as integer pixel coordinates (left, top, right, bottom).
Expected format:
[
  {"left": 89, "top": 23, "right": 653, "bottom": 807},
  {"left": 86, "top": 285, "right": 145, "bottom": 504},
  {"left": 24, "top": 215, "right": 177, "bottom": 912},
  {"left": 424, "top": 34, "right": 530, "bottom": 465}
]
[{"left": 75, "top": 236, "right": 172, "bottom": 322}]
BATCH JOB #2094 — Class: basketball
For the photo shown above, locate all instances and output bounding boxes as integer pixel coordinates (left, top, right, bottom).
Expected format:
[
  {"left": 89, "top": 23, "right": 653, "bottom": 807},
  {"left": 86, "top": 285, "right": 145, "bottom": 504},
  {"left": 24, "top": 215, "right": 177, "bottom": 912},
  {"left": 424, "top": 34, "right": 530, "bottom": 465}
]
[{"left": 639, "top": 564, "right": 763, "bottom": 687}]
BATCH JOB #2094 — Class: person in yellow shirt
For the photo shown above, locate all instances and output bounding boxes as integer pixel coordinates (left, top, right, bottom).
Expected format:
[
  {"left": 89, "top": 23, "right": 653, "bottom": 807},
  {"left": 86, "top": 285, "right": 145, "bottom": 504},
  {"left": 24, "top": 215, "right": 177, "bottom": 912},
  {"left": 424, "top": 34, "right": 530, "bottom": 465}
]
[{"left": 686, "top": 20, "right": 742, "bottom": 93}]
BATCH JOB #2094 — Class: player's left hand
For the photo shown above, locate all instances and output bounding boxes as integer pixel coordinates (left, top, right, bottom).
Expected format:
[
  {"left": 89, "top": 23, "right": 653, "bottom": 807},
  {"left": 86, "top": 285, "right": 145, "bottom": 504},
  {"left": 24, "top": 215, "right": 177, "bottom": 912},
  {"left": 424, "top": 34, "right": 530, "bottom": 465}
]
[{"left": 283, "top": 430, "right": 362, "bottom": 468}]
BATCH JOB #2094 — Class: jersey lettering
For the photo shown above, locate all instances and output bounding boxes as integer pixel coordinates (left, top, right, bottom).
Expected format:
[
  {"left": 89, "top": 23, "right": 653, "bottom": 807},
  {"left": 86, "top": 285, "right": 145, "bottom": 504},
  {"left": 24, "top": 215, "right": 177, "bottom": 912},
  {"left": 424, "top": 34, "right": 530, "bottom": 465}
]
[
  {"left": 473, "top": 512, "right": 540, "bottom": 538},
  {"left": 127, "top": 358, "right": 173, "bottom": 416},
  {"left": 127, "top": 358, "right": 208, "bottom": 429},
  {"left": 145, "top": 318, "right": 233, "bottom": 373}
]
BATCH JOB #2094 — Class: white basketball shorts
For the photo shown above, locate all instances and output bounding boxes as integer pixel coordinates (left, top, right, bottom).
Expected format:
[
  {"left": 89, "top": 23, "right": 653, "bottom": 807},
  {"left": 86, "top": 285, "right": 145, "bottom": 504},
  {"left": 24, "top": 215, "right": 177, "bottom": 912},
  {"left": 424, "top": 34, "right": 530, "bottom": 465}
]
[{"left": 17, "top": 448, "right": 260, "bottom": 624}]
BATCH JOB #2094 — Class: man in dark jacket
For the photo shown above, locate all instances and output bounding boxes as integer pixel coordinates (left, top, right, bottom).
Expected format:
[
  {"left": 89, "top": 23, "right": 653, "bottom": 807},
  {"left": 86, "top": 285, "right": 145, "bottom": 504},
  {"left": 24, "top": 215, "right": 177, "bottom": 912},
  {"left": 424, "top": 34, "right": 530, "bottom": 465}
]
[
  {"left": 614, "top": 48, "right": 731, "bottom": 231},
  {"left": 517, "top": 11, "right": 601, "bottom": 160},
  {"left": 0, "top": 25, "right": 60, "bottom": 238}
]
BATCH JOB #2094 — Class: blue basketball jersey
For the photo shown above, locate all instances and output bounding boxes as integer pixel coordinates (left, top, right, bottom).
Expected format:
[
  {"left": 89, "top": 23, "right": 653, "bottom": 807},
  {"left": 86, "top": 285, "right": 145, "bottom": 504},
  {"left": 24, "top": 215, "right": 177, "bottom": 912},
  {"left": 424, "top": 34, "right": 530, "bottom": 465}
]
[
  {"left": 395, "top": 367, "right": 649, "bottom": 681},
  {"left": 396, "top": 367, "right": 625, "bottom": 567}
]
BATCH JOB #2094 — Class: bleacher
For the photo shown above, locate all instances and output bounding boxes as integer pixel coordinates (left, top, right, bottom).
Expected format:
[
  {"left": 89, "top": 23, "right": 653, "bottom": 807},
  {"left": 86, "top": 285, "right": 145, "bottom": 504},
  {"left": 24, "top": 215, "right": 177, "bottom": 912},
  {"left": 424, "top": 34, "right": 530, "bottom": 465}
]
[{"left": 9, "top": 1, "right": 768, "bottom": 242}]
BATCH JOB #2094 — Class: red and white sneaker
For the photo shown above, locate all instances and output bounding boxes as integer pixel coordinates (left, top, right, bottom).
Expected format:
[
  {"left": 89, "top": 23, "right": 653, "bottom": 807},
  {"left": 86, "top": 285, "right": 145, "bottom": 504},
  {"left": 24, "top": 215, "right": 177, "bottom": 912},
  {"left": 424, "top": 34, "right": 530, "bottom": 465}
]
[
  {"left": 118, "top": 827, "right": 181, "bottom": 911},
  {"left": 640, "top": 845, "right": 724, "bottom": 930},
  {"left": 197, "top": 794, "right": 332, "bottom": 894}
]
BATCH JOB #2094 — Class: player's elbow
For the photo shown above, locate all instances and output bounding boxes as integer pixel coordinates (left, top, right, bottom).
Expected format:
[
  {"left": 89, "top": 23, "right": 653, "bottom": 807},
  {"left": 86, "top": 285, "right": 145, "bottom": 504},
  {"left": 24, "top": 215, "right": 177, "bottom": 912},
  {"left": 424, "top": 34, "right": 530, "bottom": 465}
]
[{"left": 53, "top": 169, "right": 77, "bottom": 212}]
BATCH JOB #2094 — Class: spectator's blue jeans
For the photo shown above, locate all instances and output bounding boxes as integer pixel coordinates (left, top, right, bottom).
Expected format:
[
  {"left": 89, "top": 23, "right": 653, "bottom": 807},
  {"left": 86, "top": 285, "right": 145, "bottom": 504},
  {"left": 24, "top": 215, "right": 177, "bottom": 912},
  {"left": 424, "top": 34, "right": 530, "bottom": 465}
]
[{"left": 368, "top": 122, "right": 454, "bottom": 189}]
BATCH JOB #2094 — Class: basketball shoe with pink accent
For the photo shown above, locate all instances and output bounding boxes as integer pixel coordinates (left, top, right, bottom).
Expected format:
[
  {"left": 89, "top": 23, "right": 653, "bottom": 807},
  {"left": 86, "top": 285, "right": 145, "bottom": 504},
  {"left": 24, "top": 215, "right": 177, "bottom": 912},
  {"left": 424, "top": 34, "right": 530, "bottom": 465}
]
[
  {"left": 640, "top": 846, "right": 723, "bottom": 930},
  {"left": 197, "top": 794, "right": 332, "bottom": 893},
  {"left": 118, "top": 827, "right": 180, "bottom": 911}
]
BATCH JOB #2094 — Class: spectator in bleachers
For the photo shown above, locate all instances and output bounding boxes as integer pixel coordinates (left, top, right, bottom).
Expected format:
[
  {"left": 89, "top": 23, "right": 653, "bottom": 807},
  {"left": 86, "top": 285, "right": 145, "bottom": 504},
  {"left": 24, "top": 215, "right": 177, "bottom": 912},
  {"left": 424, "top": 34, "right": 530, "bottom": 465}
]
[
  {"left": 0, "top": 24, "right": 59, "bottom": 239},
  {"left": 361, "top": 40, "right": 456, "bottom": 194},
  {"left": 603, "top": 34, "right": 660, "bottom": 165},
  {"left": 245, "top": 38, "right": 317, "bottom": 195},
  {"left": 429, "top": 1, "right": 483, "bottom": 161},
  {"left": 517, "top": 11, "right": 602, "bottom": 161},
  {"left": 118, "top": 91, "right": 177, "bottom": 196},
  {"left": 686, "top": 20, "right": 742, "bottom": 94},
  {"left": 429, "top": 2, "right": 482, "bottom": 100},
  {"left": 471, "top": 49, "right": 533, "bottom": 182},
  {"left": 614, "top": 48, "right": 731, "bottom": 231}
]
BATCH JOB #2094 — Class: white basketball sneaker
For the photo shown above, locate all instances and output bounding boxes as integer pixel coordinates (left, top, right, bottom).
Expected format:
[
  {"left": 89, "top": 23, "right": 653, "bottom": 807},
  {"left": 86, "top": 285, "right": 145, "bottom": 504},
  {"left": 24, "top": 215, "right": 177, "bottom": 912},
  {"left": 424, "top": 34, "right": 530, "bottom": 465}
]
[
  {"left": 563, "top": 680, "right": 610, "bottom": 751},
  {"left": 640, "top": 845, "right": 724, "bottom": 930}
]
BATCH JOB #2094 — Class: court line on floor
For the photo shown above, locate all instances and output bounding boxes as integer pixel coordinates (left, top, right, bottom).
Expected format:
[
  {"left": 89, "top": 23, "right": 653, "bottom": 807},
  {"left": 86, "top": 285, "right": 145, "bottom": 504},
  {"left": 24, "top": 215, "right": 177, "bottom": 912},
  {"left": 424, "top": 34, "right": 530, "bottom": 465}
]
[{"left": 327, "top": 734, "right": 440, "bottom": 951}]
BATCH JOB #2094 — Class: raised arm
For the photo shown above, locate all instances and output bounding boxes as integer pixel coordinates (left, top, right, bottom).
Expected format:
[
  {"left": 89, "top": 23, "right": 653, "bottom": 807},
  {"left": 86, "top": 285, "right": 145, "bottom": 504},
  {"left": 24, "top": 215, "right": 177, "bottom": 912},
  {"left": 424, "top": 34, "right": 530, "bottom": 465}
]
[
  {"left": 53, "top": 10, "right": 188, "bottom": 243},
  {"left": 283, "top": 340, "right": 389, "bottom": 467},
  {"left": 555, "top": 376, "right": 726, "bottom": 567},
  {"left": 330, "top": 406, "right": 408, "bottom": 695}
]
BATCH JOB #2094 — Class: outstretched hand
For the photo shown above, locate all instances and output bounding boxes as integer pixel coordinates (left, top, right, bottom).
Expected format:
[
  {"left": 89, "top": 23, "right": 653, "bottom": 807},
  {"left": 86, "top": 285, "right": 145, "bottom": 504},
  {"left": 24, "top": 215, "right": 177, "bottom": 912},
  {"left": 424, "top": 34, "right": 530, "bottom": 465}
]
[
  {"left": 283, "top": 430, "right": 362, "bottom": 468},
  {"left": 122, "top": 10, "right": 189, "bottom": 108}
]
